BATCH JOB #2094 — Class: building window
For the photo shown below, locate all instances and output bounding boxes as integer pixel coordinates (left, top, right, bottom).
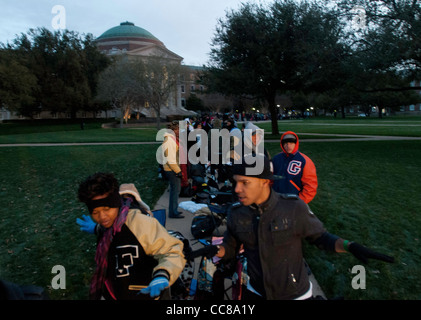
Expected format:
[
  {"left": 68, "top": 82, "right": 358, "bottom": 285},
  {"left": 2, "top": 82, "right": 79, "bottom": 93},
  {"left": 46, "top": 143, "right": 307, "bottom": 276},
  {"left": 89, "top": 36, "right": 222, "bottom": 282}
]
[
  {"left": 410, "top": 104, "right": 415, "bottom": 111},
  {"left": 181, "top": 98, "right": 186, "bottom": 107},
  {"left": 181, "top": 85, "right": 185, "bottom": 93}
]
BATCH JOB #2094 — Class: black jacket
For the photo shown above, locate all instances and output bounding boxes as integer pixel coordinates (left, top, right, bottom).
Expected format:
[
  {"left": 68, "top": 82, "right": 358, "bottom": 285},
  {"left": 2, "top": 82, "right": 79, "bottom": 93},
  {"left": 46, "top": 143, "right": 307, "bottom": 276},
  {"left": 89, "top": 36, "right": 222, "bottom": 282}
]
[{"left": 223, "top": 190, "right": 326, "bottom": 299}]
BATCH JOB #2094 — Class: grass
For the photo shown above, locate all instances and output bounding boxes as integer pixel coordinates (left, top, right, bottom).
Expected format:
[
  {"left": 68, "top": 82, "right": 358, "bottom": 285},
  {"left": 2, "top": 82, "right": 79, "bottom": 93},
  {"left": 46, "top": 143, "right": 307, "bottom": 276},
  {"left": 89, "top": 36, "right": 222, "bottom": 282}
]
[
  {"left": 259, "top": 117, "right": 421, "bottom": 139},
  {"left": 0, "top": 128, "right": 159, "bottom": 144},
  {"left": 1, "top": 116, "right": 421, "bottom": 144},
  {"left": 0, "top": 117, "right": 420, "bottom": 299},
  {"left": 0, "top": 145, "right": 167, "bottom": 299},
  {"left": 266, "top": 140, "right": 421, "bottom": 300}
]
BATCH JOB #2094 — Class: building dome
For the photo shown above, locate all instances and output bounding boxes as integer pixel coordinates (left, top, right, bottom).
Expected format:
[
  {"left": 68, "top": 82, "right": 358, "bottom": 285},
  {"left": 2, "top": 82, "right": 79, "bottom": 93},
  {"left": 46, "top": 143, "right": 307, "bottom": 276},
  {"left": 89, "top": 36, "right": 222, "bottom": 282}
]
[{"left": 96, "top": 21, "right": 164, "bottom": 47}]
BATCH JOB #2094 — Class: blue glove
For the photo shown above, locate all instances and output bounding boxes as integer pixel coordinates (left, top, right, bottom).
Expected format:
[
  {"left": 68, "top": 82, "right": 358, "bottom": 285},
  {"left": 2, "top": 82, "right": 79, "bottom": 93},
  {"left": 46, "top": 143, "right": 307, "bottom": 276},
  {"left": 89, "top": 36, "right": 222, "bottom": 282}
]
[
  {"left": 76, "top": 215, "right": 96, "bottom": 234},
  {"left": 140, "top": 277, "right": 169, "bottom": 298}
]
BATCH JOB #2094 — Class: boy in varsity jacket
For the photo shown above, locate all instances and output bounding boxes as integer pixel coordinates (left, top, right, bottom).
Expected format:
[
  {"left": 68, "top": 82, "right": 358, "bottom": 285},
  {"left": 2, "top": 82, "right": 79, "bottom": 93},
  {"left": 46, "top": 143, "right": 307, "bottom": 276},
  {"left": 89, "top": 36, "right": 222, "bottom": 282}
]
[
  {"left": 77, "top": 172, "right": 185, "bottom": 300},
  {"left": 272, "top": 131, "right": 318, "bottom": 203}
]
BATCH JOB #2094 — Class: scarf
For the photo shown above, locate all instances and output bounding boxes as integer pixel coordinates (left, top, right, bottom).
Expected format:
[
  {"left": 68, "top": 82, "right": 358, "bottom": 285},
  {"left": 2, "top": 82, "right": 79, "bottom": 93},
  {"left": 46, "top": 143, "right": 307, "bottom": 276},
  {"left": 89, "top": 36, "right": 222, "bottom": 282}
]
[{"left": 89, "top": 197, "right": 133, "bottom": 300}]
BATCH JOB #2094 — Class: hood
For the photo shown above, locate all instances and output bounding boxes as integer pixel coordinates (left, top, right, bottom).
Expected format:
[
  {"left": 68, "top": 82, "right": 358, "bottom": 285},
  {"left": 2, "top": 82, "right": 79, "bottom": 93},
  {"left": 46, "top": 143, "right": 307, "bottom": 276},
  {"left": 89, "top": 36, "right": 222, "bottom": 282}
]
[
  {"left": 280, "top": 131, "right": 299, "bottom": 154},
  {"left": 119, "top": 183, "right": 151, "bottom": 212},
  {"left": 164, "top": 131, "right": 176, "bottom": 138},
  {"left": 243, "top": 122, "right": 263, "bottom": 150}
]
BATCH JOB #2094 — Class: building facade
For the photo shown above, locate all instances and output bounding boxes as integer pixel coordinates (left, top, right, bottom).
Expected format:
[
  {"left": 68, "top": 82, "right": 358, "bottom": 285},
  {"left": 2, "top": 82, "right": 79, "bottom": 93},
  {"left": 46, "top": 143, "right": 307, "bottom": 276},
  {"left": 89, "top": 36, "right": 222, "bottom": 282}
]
[{"left": 95, "top": 21, "right": 196, "bottom": 119}]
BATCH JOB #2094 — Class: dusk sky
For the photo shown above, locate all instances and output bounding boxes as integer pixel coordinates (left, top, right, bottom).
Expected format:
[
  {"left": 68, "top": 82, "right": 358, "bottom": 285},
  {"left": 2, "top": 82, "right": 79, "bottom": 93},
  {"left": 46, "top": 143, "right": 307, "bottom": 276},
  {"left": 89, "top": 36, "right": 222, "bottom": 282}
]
[{"left": 0, "top": 0, "right": 273, "bottom": 66}]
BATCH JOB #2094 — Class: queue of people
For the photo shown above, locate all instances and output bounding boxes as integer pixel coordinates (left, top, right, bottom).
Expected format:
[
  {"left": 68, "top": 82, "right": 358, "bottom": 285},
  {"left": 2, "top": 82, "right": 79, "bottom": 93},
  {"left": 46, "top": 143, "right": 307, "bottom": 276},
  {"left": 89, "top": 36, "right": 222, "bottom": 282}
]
[{"left": 76, "top": 119, "right": 394, "bottom": 300}]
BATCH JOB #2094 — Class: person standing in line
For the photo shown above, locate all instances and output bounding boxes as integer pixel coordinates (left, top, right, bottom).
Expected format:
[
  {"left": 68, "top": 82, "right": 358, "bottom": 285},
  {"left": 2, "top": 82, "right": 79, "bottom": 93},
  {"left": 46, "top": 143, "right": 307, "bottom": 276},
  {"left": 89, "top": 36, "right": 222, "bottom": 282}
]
[
  {"left": 272, "top": 131, "right": 317, "bottom": 203},
  {"left": 162, "top": 121, "right": 185, "bottom": 219}
]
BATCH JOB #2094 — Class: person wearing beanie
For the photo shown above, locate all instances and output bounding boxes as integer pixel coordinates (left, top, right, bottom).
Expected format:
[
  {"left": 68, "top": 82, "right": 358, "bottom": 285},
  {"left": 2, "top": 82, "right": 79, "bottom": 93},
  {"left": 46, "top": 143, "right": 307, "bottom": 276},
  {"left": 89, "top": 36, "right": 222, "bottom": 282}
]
[
  {"left": 188, "top": 154, "right": 394, "bottom": 300},
  {"left": 272, "top": 131, "right": 318, "bottom": 203},
  {"left": 76, "top": 172, "right": 185, "bottom": 300}
]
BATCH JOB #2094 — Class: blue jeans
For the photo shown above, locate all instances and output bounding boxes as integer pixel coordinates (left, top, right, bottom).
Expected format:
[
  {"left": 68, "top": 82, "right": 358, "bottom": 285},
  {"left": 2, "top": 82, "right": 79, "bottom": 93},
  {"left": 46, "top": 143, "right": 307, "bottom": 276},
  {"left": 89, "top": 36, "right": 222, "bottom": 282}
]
[{"left": 166, "top": 171, "right": 181, "bottom": 217}]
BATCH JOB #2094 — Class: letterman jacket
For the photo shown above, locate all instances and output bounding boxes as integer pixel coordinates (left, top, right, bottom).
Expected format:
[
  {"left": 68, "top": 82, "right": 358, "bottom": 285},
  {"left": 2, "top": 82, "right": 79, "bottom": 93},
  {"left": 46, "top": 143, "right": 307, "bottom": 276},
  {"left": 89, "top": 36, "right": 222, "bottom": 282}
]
[
  {"left": 103, "top": 209, "right": 185, "bottom": 300},
  {"left": 272, "top": 131, "right": 318, "bottom": 203}
]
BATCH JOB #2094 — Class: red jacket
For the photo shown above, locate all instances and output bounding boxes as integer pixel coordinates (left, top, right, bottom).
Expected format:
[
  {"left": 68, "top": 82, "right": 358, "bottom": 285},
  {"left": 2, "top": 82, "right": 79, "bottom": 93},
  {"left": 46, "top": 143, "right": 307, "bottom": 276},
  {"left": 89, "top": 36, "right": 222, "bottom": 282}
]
[{"left": 272, "top": 131, "right": 318, "bottom": 203}]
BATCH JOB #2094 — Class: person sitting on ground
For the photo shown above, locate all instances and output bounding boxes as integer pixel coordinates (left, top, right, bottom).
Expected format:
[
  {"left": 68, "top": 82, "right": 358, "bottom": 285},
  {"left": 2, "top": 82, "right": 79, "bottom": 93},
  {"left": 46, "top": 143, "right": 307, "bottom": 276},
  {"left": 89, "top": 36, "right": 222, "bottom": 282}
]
[{"left": 76, "top": 172, "right": 185, "bottom": 300}]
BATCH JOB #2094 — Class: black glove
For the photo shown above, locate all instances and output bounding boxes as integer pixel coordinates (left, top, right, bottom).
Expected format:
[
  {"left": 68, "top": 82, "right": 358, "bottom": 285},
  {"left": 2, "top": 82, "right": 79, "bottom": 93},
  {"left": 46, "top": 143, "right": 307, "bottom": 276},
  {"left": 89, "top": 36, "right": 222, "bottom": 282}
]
[
  {"left": 348, "top": 242, "right": 394, "bottom": 264},
  {"left": 175, "top": 171, "right": 183, "bottom": 179},
  {"left": 186, "top": 245, "right": 219, "bottom": 260}
]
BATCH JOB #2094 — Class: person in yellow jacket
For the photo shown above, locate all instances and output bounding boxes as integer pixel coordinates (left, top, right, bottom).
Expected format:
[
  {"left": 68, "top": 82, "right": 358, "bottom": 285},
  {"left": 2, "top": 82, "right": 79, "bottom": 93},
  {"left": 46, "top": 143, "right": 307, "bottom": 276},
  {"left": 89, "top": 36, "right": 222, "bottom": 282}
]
[
  {"left": 77, "top": 172, "right": 185, "bottom": 300},
  {"left": 162, "top": 121, "right": 185, "bottom": 218}
]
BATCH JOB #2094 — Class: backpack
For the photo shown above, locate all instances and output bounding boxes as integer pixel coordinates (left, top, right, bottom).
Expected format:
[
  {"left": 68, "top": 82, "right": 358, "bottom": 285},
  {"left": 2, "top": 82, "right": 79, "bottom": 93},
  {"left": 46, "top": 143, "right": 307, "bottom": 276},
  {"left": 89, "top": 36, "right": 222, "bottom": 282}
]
[{"left": 191, "top": 215, "right": 222, "bottom": 239}]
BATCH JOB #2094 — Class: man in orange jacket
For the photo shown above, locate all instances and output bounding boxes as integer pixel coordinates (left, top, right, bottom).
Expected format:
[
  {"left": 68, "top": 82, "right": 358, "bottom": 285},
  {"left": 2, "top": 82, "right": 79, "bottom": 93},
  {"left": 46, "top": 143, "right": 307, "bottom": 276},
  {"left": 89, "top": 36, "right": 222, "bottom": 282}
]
[{"left": 271, "top": 131, "right": 317, "bottom": 203}]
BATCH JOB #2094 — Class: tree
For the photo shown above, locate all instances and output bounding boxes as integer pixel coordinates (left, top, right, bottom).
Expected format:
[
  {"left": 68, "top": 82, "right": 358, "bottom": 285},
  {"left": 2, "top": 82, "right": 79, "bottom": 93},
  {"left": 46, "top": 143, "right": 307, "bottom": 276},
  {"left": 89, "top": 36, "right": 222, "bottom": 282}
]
[
  {"left": 96, "top": 57, "right": 142, "bottom": 128},
  {"left": 97, "top": 55, "right": 183, "bottom": 129},
  {"left": 204, "top": 0, "right": 348, "bottom": 134},
  {"left": 333, "top": 0, "right": 421, "bottom": 89},
  {"left": 0, "top": 49, "right": 37, "bottom": 117},
  {"left": 3, "top": 28, "right": 110, "bottom": 118},
  {"left": 186, "top": 93, "right": 205, "bottom": 111},
  {"left": 136, "top": 56, "right": 184, "bottom": 130},
  {"left": 81, "top": 34, "right": 111, "bottom": 111}
]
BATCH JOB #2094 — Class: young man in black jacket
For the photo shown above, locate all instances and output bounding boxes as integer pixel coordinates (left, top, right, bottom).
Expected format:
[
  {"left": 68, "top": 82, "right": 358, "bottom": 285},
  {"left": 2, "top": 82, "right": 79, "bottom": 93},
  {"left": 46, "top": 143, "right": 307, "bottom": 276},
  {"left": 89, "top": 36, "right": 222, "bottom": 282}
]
[{"left": 196, "top": 154, "right": 394, "bottom": 300}]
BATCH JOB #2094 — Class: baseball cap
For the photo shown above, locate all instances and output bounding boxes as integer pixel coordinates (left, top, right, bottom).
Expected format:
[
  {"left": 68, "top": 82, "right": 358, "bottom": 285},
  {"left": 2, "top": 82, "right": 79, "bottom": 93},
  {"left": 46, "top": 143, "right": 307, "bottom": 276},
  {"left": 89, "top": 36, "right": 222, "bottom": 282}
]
[
  {"left": 281, "top": 133, "right": 297, "bottom": 144},
  {"left": 232, "top": 154, "right": 281, "bottom": 180}
]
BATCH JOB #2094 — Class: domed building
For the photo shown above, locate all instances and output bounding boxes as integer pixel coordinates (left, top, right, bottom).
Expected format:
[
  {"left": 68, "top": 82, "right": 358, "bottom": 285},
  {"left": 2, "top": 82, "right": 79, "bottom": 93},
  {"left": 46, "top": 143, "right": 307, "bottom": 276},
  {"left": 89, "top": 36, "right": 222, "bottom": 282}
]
[
  {"left": 96, "top": 21, "right": 183, "bottom": 62},
  {"left": 96, "top": 21, "right": 195, "bottom": 119}
]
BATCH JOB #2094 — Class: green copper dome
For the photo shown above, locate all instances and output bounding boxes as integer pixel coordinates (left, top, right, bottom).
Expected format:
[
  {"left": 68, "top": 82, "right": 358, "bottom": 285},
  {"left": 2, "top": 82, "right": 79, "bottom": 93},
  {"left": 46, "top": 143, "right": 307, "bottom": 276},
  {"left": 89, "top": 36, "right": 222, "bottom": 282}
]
[{"left": 97, "top": 21, "right": 161, "bottom": 42}]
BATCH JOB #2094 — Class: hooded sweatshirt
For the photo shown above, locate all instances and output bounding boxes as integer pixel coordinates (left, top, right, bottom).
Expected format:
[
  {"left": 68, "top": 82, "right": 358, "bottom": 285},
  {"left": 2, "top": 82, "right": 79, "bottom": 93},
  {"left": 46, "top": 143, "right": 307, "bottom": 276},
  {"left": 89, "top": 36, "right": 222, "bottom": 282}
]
[{"left": 271, "top": 131, "right": 317, "bottom": 203}]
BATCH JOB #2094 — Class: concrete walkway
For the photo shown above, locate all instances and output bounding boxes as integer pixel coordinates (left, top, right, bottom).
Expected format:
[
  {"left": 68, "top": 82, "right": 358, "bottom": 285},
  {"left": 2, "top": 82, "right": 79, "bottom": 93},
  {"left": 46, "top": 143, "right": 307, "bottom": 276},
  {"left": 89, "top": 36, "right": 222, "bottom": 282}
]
[{"left": 153, "top": 186, "right": 326, "bottom": 300}]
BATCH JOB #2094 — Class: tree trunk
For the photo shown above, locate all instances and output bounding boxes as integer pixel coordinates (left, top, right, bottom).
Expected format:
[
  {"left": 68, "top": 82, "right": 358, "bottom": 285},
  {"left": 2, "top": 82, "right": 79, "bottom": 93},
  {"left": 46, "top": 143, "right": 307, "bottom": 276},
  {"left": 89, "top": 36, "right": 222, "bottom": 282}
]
[
  {"left": 156, "top": 105, "right": 161, "bottom": 130},
  {"left": 267, "top": 93, "right": 279, "bottom": 135},
  {"left": 119, "top": 106, "right": 124, "bottom": 128}
]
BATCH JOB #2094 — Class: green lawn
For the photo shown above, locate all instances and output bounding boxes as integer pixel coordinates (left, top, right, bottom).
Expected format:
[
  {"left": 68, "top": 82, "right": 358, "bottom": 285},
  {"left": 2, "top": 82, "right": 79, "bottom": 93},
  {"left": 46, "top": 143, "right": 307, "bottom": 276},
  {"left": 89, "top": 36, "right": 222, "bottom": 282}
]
[
  {"left": 0, "top": 144, "right": 167, "bottom": 299},
  {"left": 0, "top": 117, "right": 420, "bottom": 299},
  {"left": 1, "top": 116, "right": 421, "bottom": 144},
  {"left": 266, "top": 140, "right": 421, "bottom": 300},
  {"left": 261, "top": 117, "right": 421, "bottom": 139}
]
